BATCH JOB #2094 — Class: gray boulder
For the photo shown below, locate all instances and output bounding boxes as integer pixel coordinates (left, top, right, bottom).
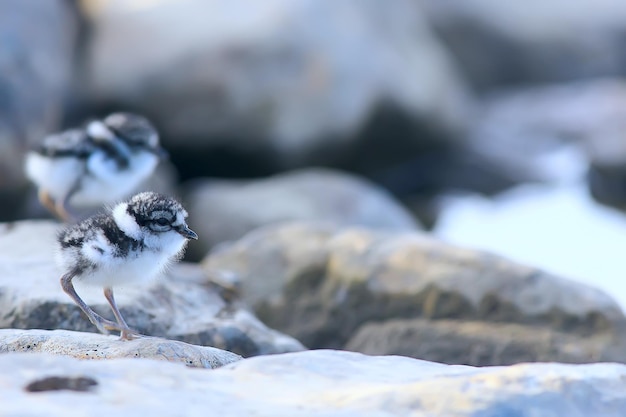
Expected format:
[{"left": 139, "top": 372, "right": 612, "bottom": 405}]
[
  {"left": 465, "top": 79, "right": 626, "bottom": 207},
  {"left": 422, "top": 0, "right": 626, "bottom": 89},
  {"left": 184, "top": 168, "right": 420, "bottom": 259},
  {"left": 83, "top": 0, "right": 472, "bottom": 167},
  {"left": 204, "top": 222, "right": 626, "bottom": 361},
  {"left": 2, "top": 350, "right": 626, "bottom": 416},
  {"left": 345, "top": 318, "right": 626, "bottom": 366},
  {"left": 0, "top": 328, "right": 241, "bottom": 369},
  {"left": 0, "top": 220, "right": 304, "bottom": 357}
]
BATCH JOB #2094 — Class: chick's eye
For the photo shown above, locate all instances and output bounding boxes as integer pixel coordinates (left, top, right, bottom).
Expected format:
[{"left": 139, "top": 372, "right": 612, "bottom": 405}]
[{"left": 155, "top": 217, "right": 169, "bottom": 226}]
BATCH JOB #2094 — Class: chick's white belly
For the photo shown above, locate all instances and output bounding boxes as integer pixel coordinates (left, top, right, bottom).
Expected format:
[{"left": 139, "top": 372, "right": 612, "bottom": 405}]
[
  {"left": 78, "top": 249, "right": 170, "bottom": 288},
  {"left": 25, "top": 154, "right": 83, "bottom": 201},
  {"left": 73, "top": 152, "right": 158, "bottom": 206}
]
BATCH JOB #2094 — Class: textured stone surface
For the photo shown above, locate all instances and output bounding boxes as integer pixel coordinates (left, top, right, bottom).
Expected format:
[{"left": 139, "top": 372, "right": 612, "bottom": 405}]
[
  {"left": 0, "top": 221, "right": 304, "bottom": 357},
  {"left": 422, "top": 0, "right": 626, "bottom": 90},
  {"left": 83, "top": 0, "right": 472, "bottom": 169},
  {"left": 184, "top": 168, "right": 419, "bottom": 259},
  {"left": 345, "top": 318, "right": 626, "bottom": 366},
  {"left": 204, "top": 222, "right": 626, "bottom": 355},
  {"left": 0, "top": 329, "right": 241, "bottom": 369},
  {"left": 2, "top": 350, "right": 626, "bottom": 416}
]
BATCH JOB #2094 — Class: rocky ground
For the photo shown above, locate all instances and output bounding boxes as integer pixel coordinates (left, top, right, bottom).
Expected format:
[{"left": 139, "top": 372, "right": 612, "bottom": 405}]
[
  {"left": 0, "top": 329, "right": 241, "bottom": 368},
  {"left": 3, "top": 0, "right": 626, "bottom": 415},
  {"left": 2, "top": 218, "right": 626, "bottom": 415},
  {"left": 3, "top": 350, "right": 626, "bottom": 416}
]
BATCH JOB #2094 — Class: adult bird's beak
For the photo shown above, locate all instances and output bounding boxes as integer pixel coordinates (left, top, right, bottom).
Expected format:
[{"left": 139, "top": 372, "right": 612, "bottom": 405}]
[{"left": 177, "top": 225, "right": 198, "bottom": 240}]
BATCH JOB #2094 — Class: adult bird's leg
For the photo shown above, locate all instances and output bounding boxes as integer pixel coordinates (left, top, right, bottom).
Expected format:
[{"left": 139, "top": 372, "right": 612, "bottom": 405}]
[
  {"left": 60, "top": 272, "right": 122, "bottom": 335},
  {"left": 103, "top": 287, "right": 141, "bottom": 340},
  {"left": 55, "top": 180, "right": 81, "bottom": 222},
  {"left": 38, "top": 189, "right": 59, "bottom": 219}
]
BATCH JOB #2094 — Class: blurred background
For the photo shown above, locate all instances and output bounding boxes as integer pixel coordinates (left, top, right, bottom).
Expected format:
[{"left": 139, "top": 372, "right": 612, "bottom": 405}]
[{"left": 3, "top": 0, "right": 626, "bottom": 308}]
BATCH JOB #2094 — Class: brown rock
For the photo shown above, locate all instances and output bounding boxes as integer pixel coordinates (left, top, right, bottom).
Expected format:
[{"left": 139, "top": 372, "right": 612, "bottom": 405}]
[
  {"left": 345, "top": 318, "right": 626, "bottom": 366},
  {"left": 204, "top": 222, "right": 626, "bottom": 355}
]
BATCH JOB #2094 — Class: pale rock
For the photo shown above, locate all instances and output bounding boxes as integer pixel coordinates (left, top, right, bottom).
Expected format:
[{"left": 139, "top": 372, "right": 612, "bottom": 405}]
[
  {"left": 0, "top": 328, "right": 241, "bottom": 368},
  {"left": 1, "top": 350, "right": 625, "bottom": 416}
]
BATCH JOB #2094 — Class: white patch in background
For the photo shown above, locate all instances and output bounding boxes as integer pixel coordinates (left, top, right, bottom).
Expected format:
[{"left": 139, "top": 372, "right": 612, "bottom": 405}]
[{"left": 434, "top": 182, "right": 626, "bottom": 311}]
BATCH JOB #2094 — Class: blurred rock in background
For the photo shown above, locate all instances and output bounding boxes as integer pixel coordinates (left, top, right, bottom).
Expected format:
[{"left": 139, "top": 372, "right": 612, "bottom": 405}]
[
  {"left": 2, "top": 0, "right": 626, "bottom": 221},
  {"left": 80, "top": 0, "right": 474, "bottom": 186},
  {"left": 0, "top": 0, "right": 80, "bottom": 219},
  {"left": 183, "top": 167, "right": 420, "bottom": 259},
  {"left": 421, "top": 0, "right": 626, "bottom": 90},
  {"left": 465, "top": 79, "right": 626, "bottom": 194}
]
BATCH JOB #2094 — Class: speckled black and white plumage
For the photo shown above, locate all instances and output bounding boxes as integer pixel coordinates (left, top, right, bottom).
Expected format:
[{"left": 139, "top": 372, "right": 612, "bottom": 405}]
[
  {"left": 58, "top": 192, "right": 197, "bottom": 287},
  {"left": 57, "top": 192, "right": 198, "bottom": 339},
  {"left": 102, "top": 113, "right": 161, "bottom": 152},
  {"left": 35, "top": 129, "right": 94, "bottom": 158},
  {"left": 25, "top": 112, "right": 166, "bottom": 214}
]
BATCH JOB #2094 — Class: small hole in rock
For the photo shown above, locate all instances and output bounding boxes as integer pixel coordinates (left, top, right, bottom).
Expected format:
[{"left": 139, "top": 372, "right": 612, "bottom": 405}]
[{"left": 25, "top": 376, "right": 98, "bottom": 393}]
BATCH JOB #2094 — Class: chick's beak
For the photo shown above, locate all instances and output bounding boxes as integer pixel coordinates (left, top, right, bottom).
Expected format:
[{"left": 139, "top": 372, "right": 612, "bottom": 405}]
[{"left": 177, "top": 225, "right": 198, "bottom": 240}]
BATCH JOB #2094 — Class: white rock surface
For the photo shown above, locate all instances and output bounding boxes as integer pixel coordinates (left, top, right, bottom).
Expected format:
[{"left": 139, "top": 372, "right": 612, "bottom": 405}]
[
  {"left": 0, "top": 328, "right": 241, "bottom": 369},
  {"left": 1, "top": 350, "right": 625, "bottom": 416}
]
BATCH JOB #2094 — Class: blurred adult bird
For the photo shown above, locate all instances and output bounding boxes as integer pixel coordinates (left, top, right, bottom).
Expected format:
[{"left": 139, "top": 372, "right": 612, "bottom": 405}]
[{"left": 25, "top": 112, "right": 167, "bottom": 221}]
